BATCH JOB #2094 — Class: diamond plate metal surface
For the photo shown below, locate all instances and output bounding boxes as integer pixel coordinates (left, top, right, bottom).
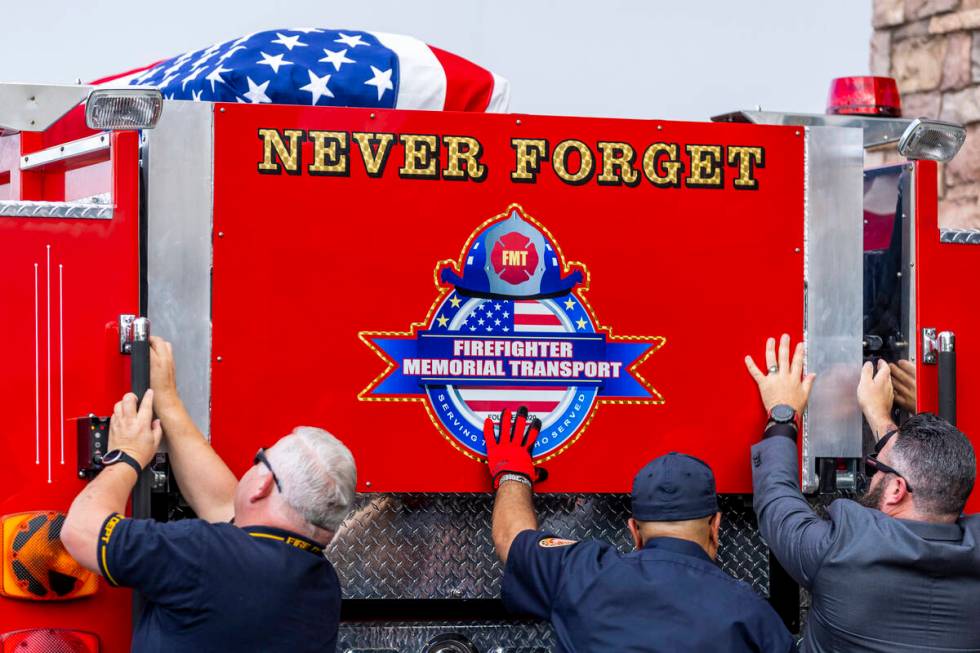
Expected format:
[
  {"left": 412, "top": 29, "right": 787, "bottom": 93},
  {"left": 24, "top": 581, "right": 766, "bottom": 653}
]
[
  {"left": 0, "top": 198, "right": 113, "bottom": 219},
  {"left": 339, "top": 621, "right": 555, "bottom": 652},
  {"left": 326, "top": 494, "right": 768, "bottom": 600},
  {"left": 940, "top": 228, "right": 980, "bottom": 245}
]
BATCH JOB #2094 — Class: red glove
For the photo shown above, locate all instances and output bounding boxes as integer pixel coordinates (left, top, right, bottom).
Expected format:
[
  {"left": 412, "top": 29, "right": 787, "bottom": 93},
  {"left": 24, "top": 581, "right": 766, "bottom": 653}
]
[{"left": 483, "top": 406, "right": 547, "bottom": 488}]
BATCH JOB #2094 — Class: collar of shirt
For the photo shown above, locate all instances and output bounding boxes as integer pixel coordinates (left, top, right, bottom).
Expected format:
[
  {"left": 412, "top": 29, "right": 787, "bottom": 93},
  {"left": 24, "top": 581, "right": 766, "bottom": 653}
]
[
  {"left": 895, "top": 517, "right": 964, "bottom": 542},
  {"left": 242, "top": 525, "right": 326, "bottom": 556},
  {"left": 640, "top": 536, "right": 711, "bottom": 561}
]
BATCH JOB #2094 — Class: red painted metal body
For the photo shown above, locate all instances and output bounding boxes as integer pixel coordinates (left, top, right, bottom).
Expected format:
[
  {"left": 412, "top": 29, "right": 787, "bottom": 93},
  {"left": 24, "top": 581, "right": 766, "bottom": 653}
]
[
  {"left": 913, "top": 160, "right": 980, "bottom": 511},
  {"left": 209, "top": 104, "right": 805, "bottom": 493},
  {"left": 0, "top": 131, "right": 137, "bottom": 651}
]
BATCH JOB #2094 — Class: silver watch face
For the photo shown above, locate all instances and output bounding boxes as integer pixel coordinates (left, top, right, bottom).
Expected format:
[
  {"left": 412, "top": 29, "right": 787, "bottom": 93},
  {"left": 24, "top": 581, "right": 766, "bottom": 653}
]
[{"left": 771, "top": 405, "right": 795, "bottom": 423}]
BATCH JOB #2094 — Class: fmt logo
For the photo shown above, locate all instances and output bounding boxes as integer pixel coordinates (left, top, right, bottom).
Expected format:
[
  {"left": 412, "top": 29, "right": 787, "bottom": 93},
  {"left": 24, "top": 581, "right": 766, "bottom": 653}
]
[{"left": 359, "top": 204, "right": 664, "bottom": 462}]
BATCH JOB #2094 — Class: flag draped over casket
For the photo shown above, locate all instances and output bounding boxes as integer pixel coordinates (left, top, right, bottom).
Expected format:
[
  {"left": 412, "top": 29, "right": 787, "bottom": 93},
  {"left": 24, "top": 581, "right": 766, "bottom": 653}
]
[{"left": 94, "top": 28, "right": 510, "bottom": 113}]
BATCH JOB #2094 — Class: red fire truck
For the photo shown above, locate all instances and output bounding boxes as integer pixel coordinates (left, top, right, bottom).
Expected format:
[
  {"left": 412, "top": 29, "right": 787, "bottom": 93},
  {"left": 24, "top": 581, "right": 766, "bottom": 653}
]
[{"left": 0, "top": 74, "right": 975, "bottom": 651}]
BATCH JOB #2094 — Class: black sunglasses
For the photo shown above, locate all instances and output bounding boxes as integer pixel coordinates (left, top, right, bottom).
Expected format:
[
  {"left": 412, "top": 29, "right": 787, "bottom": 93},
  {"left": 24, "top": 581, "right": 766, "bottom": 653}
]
[
  {"left": 863, "top": 429, "right": 914, "bottom": 493},
  {"left": 254, "top": 448, "right": 283, "bottom": 493}
]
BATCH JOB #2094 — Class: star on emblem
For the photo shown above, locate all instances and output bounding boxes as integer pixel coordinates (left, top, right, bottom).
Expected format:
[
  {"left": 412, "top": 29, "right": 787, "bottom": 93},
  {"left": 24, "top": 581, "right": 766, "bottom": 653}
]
[
  {"left": 319, "top": 48, "right": 355, "bottom": 71},
  {"left": 449, "top": 296, "right": 462, "bottom": 308},
  {"left": 576, "top": 318, "right": 587, "bottom": 330},
  {"left": 436, "top": 315, "right": 449, "bottom": 327},
  {"left": 564, "top": 298, "right": 576, "bottom": 310},
  {"left": 364, "top": 66, "right": 394, "bottom": 101}
]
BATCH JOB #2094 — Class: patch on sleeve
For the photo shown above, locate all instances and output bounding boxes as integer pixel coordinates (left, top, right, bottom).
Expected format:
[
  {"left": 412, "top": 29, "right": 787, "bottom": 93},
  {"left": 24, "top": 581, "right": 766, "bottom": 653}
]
[
  {"left": 538, "top": 537, "right": 577, "bottom": 548},
  {"left": 97, "top": 513, "right": 126, "bottom": 586}
]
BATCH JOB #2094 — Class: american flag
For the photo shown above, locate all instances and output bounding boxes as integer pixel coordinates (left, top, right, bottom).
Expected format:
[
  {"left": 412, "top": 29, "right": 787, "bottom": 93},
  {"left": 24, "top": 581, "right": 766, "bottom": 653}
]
[
  {"left": 95, "top": 28, "right": 510, "bottom": 112},
  {"left": 430, "top": 295, "right": 591, "bottom": 424}
]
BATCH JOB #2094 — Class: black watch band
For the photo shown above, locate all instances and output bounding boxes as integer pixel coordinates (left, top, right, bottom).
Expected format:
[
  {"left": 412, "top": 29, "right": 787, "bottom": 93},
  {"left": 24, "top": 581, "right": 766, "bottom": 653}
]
[{"left": 101, "top": 449, "right": 142, "bottom": 476}]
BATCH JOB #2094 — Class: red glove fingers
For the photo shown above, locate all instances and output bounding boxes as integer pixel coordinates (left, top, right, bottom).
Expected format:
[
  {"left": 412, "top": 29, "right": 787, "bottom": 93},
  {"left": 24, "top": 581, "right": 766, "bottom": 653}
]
[{"left": 484, "top": 406, "right": 546, "bottom": 488}]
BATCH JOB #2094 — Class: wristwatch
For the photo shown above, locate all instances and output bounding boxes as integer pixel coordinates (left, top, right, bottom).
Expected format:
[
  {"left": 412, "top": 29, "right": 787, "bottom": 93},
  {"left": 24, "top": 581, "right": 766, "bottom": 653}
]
[
  {"left": 100, "top": 449, "right": 143, "bottom": 475},
  {"left": 767, "top": 404, "right": 798, "bottom": 431}
]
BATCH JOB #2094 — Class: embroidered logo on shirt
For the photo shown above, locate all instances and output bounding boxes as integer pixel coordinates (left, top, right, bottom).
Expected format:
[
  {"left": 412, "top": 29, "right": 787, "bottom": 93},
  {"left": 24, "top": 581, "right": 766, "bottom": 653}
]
[{"left": 538, "top": 537, "right": 577, "bottom": 548}]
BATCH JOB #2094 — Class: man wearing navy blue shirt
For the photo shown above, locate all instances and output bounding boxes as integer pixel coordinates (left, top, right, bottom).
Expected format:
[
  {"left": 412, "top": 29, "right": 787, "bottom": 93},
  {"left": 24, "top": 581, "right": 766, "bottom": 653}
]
[
  {"left": 484, "top": 407, "right": 795, "bottom": 653},
  {"left": 62, "top": 337, "right": 356, "bottom": 652}
]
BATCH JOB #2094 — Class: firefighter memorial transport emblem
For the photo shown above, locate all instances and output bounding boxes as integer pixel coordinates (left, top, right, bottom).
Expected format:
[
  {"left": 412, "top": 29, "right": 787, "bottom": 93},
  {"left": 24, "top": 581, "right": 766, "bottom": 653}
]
[{"left": 359, "top": 205, "right": 664, "bottom": 461}]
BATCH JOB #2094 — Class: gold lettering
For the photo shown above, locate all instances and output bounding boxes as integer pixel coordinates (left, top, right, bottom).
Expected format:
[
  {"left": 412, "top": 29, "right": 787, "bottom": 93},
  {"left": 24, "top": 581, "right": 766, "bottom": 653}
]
[
  {"left": 510, "top": 138, "right": 549, "bottom": 183},
  {"left": 399, "top": 134, "right": 440, "bottom": 178},
  {"left": 352, "top": 132, "right": 396, "bottom": 177},
  {"left": 257, "top": 128, "right": 305, "bottom": 175},
  {"left": 727, "top": 146, "right": 765, "bottom": 190},
  {"left": 597, "top": 141, "right": 639, "bottom": 186},
  {"left": 307, "top": 131, "right": 348, "bottom": 176},
  {"left": 552, "top": 139, "right": 594, "bottom": 185},
  {"left": 641, "top": 143, "right": 682, "bottom": 187},
  {"left": 685, "top": 144, "right": 723, "bottom": 187},
  {"left": 442, "top": 136, "right": 487, "bottom": 181}
]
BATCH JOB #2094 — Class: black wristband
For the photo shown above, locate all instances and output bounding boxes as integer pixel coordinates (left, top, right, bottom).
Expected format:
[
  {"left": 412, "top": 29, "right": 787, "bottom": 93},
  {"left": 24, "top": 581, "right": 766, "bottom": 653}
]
[
  {"left": 763, "top": 422, "right": 798, "bottom": 443},
  {"left": 101, "top": 449, "right": 143, "bottom": 476}
]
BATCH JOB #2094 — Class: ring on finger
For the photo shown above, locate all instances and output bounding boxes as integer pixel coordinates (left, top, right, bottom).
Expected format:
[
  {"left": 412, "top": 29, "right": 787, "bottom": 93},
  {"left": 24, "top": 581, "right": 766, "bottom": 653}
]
[{"left": 768, "top": 365, "right": 779, "bottom": 374}]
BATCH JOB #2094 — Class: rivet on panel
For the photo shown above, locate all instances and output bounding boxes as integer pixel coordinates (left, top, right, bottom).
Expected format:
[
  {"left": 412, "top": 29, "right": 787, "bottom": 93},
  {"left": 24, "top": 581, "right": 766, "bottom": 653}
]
[
  {"left": 220, "top": 107, "right": 225, "bottom": 113},
  {"left": 365, "top": 480, "right": 372, "bottom": 488},
  {"left": 216, "top": 356, "right": 223, "bottom": 362},
  {"left": 794, "top": 130, "right": 801, "bottom": 136},
  {"left": 516, "top": 119, "right": 522, "bottom": 125},
  {"left": 794, "top": 247, "right": 801, "bottom": 253},
  {"left": 370, "top": 112, "right": 375, "bottom": 119},
  {"left": 218, "top": 231, "right": 225, "bottom": 238},
  {"left": 657, "top": 125, "right": 663, "bottom": 131}
]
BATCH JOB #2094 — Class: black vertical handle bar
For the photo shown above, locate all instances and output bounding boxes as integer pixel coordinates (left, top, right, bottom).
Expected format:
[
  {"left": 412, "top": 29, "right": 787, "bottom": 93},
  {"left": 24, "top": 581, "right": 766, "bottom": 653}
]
[
  {"left": 938, "top": 331, "right": 956, "bottom": 426},
  {"left": 130, "top": 317, "right": 152, "bottom": 623}
]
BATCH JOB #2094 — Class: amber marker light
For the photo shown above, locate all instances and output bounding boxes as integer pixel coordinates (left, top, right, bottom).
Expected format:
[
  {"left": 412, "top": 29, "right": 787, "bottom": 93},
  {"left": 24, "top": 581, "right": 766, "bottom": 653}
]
[{"left": 0, "top": 512, "right": 98, "bottom": 601}]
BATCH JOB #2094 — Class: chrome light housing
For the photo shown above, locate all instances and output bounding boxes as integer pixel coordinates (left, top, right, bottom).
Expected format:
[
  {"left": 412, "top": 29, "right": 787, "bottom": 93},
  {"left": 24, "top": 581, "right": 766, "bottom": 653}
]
[
  {"left": 84, "top": 88, "right": 163, "bottom": 131},
  {"left": 898, "top": 118, "right": 966, "bottom": 162}
]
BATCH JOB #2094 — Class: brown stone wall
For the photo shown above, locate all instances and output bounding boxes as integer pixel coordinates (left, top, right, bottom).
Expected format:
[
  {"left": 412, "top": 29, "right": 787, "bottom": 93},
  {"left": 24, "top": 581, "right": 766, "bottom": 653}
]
[{"left": 872, "top": 0, "right": 980, "bottom": 228}]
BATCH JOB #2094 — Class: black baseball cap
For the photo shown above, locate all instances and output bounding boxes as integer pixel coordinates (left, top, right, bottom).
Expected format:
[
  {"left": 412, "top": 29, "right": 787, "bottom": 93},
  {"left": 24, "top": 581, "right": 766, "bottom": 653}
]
[{"left": 631, "top": 452, "right": 719, "bottom": 522}]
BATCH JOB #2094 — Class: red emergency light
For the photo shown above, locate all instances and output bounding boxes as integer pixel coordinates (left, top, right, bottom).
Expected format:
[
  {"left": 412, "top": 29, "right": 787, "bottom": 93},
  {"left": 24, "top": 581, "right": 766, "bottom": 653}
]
[
  {"left": 827, "top": 76, "right": 902, "bottom": 117},
  {"left": 0, "top": 628, "right": 99, "bottom": 653}
]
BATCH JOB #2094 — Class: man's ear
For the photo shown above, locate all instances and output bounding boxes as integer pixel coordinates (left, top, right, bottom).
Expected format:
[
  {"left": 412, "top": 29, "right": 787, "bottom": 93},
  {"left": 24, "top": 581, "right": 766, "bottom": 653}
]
[
  {"left": 248, "top": 471, "right": 276, "bottom": 504},
  {"left": 627, "top": 518, "right": 643, "bottom": 551},
  {"left": 710, "top": 512, "right": 722, "bottom": 541},
  {"left": 881, "top": 475, "right": 910, "bottom": 508}
]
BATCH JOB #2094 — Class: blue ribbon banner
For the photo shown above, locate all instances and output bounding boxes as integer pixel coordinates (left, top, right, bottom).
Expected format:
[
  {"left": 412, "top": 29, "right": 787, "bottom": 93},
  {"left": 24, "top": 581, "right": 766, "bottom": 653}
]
[{"left": 369, "top": 331, "right": 653, "bottom": 398}]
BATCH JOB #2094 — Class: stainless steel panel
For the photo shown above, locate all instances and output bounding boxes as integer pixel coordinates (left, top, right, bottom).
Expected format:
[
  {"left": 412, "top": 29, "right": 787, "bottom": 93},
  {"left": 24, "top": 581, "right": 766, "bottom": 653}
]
[
  {"left": 327, "top": 494, "right": 768, "bottom": 600},
  {"left": 803, "top": 126, "right": 865, "bottom": 490},
  {"left": 145, "top": 101, "right": 213, "bottom": 438},
  {"left": 339, "top": 621, "right": 555, "bottom": 652},
  {"left": 713, "top": 110, "right": 914, "bottom": 149}
]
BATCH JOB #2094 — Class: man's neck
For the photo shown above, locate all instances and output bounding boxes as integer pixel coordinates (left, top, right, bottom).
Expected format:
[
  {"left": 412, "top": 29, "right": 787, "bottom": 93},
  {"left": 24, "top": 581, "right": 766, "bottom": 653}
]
[{"left": 885, "top": 504, "right": 958, "bottom": 524}]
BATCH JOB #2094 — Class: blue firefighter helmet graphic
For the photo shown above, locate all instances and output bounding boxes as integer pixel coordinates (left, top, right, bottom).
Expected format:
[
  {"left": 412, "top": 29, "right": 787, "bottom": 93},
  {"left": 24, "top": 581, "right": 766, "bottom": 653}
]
[{"left": 440, "top": 208, "right": 583, "bottom": 299}]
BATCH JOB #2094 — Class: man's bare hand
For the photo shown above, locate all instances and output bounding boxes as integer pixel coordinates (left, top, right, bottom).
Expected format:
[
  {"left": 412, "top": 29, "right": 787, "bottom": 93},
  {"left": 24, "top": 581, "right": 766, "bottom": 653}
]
[
  {"left": 150, "top": 336, "right": 182, "bottom": 415},
  {"left": 889, "top": 359, "right": 916, "bottom": 413},
  {"left": 108, "top": 390, "right": 162, "bottom": 468},
  {"left": 744, "top": 334, "right": 815, "bottom": 413},
  {"left": 858, "top": 360, "right": 896, "bottom": 439}
]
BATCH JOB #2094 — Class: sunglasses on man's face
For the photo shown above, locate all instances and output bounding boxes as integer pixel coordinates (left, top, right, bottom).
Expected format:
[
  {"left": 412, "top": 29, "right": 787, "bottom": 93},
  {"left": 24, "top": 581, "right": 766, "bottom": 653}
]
[
  {"left": 863, "top": 429, "right": 914, "bottom": 493},
  {"left": 253, "top": 448, "right": 283, "bottom": 493}
]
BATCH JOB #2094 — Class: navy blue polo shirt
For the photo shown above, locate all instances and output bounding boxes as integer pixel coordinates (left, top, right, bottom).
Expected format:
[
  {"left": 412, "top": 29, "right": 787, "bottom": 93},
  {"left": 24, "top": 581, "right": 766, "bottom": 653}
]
[
  {"left": 503, "top": 530, "right": 795, "bottom": 653},
  {"left": 97, "top": 514, "right": 340, "bottom": 653}
]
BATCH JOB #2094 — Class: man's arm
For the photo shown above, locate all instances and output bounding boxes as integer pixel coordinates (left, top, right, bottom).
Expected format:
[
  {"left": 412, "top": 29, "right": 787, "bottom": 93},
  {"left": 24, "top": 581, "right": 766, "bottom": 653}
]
[
  {"left": 745, "top": 334, "right": 832, "bottom": 588},
  {"left": 492, "top": 480, "right": 538, "bottom": 563},
  {"left": 62, "top": 391, "right": 161, "bottom": 573},
  {"left": 151, "top": 336, "right": 237, "bottom": 522}
]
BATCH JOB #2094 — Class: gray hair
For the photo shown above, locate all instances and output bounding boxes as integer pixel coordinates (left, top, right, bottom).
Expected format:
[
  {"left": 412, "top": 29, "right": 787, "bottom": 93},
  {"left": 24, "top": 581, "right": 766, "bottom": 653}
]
[
  {"left": 269, "top": 426, "right": 356, "bottom": 532},
  {"left": 891, "top": 413, "right": 975, "bottom": 517}
]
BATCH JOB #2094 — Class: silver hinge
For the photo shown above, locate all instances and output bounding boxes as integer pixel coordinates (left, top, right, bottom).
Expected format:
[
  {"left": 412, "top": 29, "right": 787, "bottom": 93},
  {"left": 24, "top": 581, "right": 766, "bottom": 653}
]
[
  {"left": 922, "top": 327, "right": 938, "bottom": 365},
  {"left": 119, "top": 314, "right": 150, "bottom": 354}
]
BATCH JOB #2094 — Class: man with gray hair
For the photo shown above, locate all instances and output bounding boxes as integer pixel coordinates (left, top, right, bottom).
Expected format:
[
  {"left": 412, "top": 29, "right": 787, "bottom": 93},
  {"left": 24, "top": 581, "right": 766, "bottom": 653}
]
[{"left": 62, "top": 336, "right": 356, "bottom": 653}]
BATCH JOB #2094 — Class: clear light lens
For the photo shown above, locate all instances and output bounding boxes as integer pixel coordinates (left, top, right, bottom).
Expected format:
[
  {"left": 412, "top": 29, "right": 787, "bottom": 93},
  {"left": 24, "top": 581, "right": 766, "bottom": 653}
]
[
  {"left": 0, "top": 628, "right": 100, "bottom": 652},
  {"left": 898, "top": 118, "right": 966, "bottom": 162},
  {"left": 84, "top": 88, "right": 162, "bottom": 131}
]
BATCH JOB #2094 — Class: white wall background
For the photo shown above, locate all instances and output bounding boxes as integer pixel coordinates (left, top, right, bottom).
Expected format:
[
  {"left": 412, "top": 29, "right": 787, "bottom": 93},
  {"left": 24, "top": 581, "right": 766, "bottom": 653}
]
[{"left": 0, "top": 0, "right": 871, "bottom": 121}]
